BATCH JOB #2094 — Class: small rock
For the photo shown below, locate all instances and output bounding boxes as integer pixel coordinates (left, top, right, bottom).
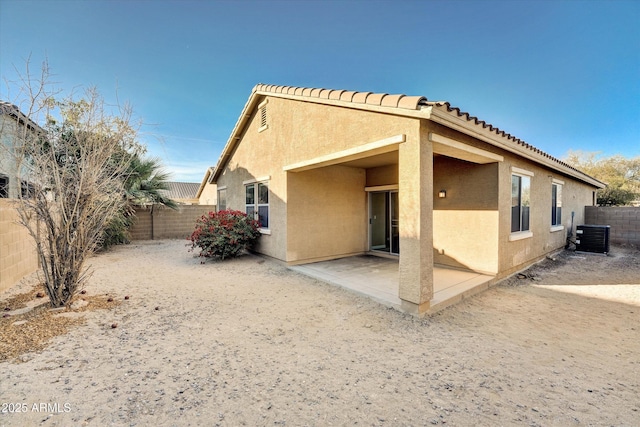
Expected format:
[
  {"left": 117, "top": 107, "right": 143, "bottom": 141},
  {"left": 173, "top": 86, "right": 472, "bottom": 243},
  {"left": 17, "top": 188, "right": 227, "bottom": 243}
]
[
  {"left": 3, "top": 313, "right": 10, "bottom": 318},
  {"left": 3, "top": 307, "right": 10, "bottom": 311},
  {"left": 155, "top": 306, "right": 160, "bottom": 311},
  {"left": 111, "top": 323, "right": 118, "bottom": 329},
  {"left": 124, "top": 295, "right": 130, "bottom": 300},
  {"left": 107, "top": 297, "right": 114, "bottom": 302},
  {"left": 80, "top": 290, "right": 87, "bottom": 294},
  {"left": 70, "top": 299, "right": 89, "bottom": 310},
  {"left": 36, "top": 292, "right": 45, "bottom": 298},
  {"left": 365, "top": 324, "right": 372, "bottom": 328}
]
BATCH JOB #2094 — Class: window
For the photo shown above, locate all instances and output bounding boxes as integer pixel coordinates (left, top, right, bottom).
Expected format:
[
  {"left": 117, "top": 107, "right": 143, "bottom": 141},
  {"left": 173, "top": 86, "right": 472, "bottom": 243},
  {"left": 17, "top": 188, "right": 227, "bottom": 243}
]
[
  {"left": 0, "top": 175, "right": 7, "bottom": 198},
  {"left": 258, "top": 99, "right": 268, "bottom": 132},
  {"left": 245, "top": 181, "right": 269, "bottom": 229},
  {"left": 551, "top": 181, "right": 563, "bottom": 227},
  {"left": 511, "top": 173, "right": 531, "bottom": 233},
  {"left": 217, "top": 188, "right": 227, "bottom": 211},
  {"left": 21, "top": 180, "right": 34, "bottom": 199}
]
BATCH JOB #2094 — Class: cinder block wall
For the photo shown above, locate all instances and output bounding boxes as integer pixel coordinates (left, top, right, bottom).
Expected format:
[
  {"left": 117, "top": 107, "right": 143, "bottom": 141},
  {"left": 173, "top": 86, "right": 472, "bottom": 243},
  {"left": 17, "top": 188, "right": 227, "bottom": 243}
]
[
  {"left": 585, "top": 206, "right": 640, "bottom": 246},
  {"left": 0, "top": 200, "right": 39, "bottom": 293},
  {"left": 129, "top": 205, "right": 217, "bottom": 241}
]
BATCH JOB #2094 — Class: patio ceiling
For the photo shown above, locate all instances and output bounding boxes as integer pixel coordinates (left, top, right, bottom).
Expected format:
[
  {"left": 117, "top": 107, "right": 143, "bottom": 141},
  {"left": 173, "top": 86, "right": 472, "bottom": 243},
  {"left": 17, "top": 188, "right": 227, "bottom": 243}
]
[
  {"left": 283, "top": 134, "right": 405, "bottom": 172},
  {"left": 430, "top": 133, "right": 504, "bottom": 164}
]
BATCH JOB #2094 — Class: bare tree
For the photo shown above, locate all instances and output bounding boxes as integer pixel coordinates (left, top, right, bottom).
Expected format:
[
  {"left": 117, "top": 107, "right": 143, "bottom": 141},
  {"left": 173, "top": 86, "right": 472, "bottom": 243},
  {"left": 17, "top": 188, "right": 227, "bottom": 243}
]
[{"left": 2, "top": 61, "right": 142, "bottom": 307}]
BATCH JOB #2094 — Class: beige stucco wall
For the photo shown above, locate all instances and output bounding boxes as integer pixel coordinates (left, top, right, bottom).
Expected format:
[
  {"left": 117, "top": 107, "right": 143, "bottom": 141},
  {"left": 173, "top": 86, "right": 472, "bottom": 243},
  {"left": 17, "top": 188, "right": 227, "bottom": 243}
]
[
  {"left": 497, "top": 156, "right": 594, "bottom": 276},
  {"left": 426, "top": 121, "right": 596, "bottom": 278},
  {"left": 215, "top": 93, "right": 598, "bottom": 312},
  {"left": 216, "top": 95, "right": 419, "bottom": 263},
  {"left": 0, "top": 199, "right": 38, "bottom": 293},
  {"left": 433, "top": 155, "right": 499, "bottom": 274},
  {"left": 287, "top": 165, "right": 367, "bottom": 262},
  {"left": 198, "top": 182, "right": 217, "bottom": 206},
  {"left": 397, "top": 123, "right": 433, "bottom": 311},
  {"left": 366, "top": 164, "right": 398, "bottom": 187}
]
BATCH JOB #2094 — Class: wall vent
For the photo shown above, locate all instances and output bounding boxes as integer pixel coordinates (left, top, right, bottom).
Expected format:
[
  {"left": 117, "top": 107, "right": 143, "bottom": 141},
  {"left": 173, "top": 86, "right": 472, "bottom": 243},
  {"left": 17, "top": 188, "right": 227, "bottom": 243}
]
[
  {"left": 258, "top": 99, "right": 268, "bottom": 132},
  {"left": 575, "top": 225, "right": 610, "bottom": 254}
]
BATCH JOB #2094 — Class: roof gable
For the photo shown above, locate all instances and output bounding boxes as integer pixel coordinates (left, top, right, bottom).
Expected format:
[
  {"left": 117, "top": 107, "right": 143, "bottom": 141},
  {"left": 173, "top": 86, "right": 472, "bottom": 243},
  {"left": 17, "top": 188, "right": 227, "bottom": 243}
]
[{"left": 211, "top": 85, "right": 604, "bottom": 188}]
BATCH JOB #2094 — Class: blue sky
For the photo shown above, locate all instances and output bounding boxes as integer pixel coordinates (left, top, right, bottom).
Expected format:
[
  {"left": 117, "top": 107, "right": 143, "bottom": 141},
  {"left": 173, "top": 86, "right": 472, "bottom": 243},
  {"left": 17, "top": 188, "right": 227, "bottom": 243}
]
[{"left": 1, "top": 0, "right": 638, "bottom": 182}]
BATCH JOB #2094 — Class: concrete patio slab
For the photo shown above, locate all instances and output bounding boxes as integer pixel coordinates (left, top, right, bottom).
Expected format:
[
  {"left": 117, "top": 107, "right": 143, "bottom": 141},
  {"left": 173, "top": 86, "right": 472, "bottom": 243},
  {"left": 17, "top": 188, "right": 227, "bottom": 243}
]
[{"left": 289, "top": 255, "right": 495, "bottom": 314}]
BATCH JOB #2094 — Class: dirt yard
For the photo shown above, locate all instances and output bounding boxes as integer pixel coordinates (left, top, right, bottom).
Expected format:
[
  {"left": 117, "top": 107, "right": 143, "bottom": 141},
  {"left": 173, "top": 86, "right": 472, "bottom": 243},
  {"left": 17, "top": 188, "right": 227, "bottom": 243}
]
[{"left": 1, "top": 240, "right": 638, "bottom": 426}]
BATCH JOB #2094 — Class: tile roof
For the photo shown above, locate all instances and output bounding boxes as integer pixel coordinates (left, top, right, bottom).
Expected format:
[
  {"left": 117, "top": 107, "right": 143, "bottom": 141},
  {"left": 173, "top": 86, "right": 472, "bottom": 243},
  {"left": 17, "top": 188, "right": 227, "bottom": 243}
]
[
  {"left": 254, "top": 84, "right": 426, "bottom": 110},
  {"left": 0, "top": 100, "right": 42, "bottom": 131},
  {"left": 159, "top": 182, "right": 200, "bottom": 201},
  {"left": 250, "top": 84, "right": 604, "bottom": 188}
]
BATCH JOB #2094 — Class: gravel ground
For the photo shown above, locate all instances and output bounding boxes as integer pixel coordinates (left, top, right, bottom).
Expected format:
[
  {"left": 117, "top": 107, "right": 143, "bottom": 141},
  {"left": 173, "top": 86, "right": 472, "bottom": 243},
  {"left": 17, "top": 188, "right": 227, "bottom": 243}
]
[{"left": 0, "top": 240, "right": 638, "bottom": 426}]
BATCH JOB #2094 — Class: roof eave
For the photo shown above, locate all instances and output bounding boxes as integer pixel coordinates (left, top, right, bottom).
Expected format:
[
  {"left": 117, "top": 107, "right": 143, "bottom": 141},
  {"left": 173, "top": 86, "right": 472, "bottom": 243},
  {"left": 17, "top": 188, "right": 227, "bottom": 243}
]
[
  {"left": 196, "top": 167, "right": 215, "bottom": 199},
  {"left": 211, "top": 86, "right": 429, "bottom": 182},
  {"left": 210, "top": 85, "right": 605, "bottom": 190},
  {"left": 427, "top": 106, "right": 606, "bottom": 189},
  {"left": 211, "top": 87, "right": 263, "bottom": 183}
]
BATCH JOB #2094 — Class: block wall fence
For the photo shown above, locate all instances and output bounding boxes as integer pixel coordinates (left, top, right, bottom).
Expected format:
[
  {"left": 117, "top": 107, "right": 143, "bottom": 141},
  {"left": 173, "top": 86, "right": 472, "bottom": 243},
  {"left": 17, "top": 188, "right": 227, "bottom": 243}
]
[
  {"left": 0, "top": 200, "right": 38, "bottom": 293},
  {"left": 129, "top": 205, "right": 217, "bottom": 241},
  {"left": 584, "top": 206, "right": 640, "bottom": 246}
]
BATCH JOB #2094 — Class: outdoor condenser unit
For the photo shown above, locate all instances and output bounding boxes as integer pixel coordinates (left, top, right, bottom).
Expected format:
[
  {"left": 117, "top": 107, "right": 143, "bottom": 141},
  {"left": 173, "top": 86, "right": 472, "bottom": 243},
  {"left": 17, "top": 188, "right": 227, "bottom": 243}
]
[{"left": 575, "top": 225, "right": 610, "bottom": 254}]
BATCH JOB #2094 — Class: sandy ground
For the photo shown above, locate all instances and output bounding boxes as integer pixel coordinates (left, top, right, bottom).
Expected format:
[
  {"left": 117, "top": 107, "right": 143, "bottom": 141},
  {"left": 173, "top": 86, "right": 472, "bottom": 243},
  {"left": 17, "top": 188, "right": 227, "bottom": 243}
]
[{"left": 0, "top": 240, "right": 638, "bottom": 426}]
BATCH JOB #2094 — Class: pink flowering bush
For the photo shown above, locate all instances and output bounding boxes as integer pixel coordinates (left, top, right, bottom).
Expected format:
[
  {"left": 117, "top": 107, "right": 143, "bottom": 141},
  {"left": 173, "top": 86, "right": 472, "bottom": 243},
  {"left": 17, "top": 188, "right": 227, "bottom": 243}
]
[{"left": 188, "top": 210, "right": 261, "bottom": 260}]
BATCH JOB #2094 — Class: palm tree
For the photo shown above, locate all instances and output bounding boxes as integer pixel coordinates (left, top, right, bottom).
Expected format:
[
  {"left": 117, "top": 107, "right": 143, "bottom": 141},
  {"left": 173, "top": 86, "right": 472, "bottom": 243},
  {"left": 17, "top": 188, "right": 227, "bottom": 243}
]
[
  {"left": 101, "top": 154, "right": 177, "bottom": 248},
  {"left": 124, "top": 155, "right": 178, "bottom": 209}
]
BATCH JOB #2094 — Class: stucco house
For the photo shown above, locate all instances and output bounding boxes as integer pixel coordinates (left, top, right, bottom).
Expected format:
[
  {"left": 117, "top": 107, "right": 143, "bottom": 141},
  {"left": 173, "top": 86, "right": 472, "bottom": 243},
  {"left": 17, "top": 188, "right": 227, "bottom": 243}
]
[
  {"left": 196, "top": 167, "right": 218, "bottom": 206},
  {"left": 0, "top": 101, "right": 40, "bottom": 292},
  {"left": 208, "top": 84, "right": 605, "bottom": 314},
  {"left": 0, "top": 101, "right": 39, "bottom": 198}
]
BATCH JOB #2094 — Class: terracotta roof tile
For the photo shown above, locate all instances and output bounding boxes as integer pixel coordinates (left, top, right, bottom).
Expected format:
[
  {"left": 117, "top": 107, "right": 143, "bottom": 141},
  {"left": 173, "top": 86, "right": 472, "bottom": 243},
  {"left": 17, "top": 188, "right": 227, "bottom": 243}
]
[
  {"left": 329, "top": 90, "right": 344, "bottom": 100},
  {"left": 351, "top": 91, "right": 372, "bottom": 104},
  {"left": 340, "top": 91, "right": 357, "bottom": 102},
  {"left": 365, "top": 93, "right": 386, "bottom": 106},
  {"left": 422, "top": 100, "right": 591, "bottom": 178},
  {"left": 248, "top": 84, "right": 604, "bottom": 187},
  {"left": 380, "top": 94, "right": 404, "bottom": 108}
]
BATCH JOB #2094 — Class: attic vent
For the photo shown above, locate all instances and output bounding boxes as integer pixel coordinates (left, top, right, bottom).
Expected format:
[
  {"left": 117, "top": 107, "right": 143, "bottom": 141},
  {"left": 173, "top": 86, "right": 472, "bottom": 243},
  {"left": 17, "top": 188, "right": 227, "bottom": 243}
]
[{"left": 258, "top": 99, "right": 268, "bottom": 132}]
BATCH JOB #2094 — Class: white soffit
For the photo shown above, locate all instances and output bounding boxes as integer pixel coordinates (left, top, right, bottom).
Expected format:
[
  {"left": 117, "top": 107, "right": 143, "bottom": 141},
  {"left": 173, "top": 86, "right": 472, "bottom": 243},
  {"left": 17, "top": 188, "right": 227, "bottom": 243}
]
[
  {"left": 283, "top": 134, "right": 406, "bottom": 172},
  {"left": 429, "top": 133, "right": 504, "bottom": 164}
]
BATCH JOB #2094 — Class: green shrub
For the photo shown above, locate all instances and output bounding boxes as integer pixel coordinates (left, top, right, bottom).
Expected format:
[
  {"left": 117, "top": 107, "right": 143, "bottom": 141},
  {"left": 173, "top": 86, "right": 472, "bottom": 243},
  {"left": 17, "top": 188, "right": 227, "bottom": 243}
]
[{"left": 188, "top": 209, "right": 261, "bottom": 260}]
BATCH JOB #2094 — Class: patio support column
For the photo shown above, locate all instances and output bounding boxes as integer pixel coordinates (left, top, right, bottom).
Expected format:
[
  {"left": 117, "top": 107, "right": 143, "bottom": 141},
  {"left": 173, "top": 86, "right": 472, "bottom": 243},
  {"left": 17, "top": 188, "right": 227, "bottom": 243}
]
[{"left": 398, "top": 130, "right": 433, "bottom": 314}]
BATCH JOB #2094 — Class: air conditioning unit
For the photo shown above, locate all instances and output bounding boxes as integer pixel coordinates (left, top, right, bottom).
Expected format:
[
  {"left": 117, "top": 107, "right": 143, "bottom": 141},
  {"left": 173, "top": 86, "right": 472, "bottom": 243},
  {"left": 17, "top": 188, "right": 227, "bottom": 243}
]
[{"left": 575, "top": 225, "right": 610, "bottom": 254}]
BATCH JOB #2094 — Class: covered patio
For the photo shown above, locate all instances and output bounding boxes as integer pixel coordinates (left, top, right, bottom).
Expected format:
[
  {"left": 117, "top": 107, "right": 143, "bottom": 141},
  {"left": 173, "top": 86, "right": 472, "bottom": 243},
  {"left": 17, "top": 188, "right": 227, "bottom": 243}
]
[{"left": 289, "top": 255, "right": 496, "bottom": 313}]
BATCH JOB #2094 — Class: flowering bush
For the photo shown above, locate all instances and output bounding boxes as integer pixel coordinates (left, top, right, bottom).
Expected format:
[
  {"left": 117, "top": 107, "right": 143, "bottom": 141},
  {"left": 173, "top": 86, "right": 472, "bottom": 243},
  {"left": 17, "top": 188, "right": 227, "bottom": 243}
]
[{"left": 188, "top": 209, "right": 261, "bottom": 260}]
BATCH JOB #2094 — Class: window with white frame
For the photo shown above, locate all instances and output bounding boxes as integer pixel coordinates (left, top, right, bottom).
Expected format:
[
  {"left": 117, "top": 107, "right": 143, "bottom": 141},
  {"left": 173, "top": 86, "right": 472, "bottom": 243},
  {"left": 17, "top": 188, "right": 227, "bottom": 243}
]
[
  {"left": 511, "top": 171, "right": 531, "bottom": 233},
  {"left": 217, "top": 188, "right": 227, "bottom": 211},
  {"left": 245, "top": 181, "right": 269, "bottom": 229},
  {"left": 551, "top": 180, "right": 563, "bottom": 227}
]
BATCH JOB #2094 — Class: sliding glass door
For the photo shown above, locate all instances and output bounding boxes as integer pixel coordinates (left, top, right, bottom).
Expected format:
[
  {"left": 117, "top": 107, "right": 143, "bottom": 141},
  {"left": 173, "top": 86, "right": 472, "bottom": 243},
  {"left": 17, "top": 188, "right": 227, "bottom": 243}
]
[{"left": 369, "top": 191, "right": 399, "bottom": 255}]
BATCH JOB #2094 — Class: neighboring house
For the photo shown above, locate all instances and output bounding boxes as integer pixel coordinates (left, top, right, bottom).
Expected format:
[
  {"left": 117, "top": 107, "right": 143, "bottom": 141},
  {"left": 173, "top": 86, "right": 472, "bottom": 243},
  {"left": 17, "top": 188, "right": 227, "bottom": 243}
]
[
  {"left": 196, "top": 167, "right": 218, "bottom": 206},
  {"left": 158, "top": 181, "right": 201, "bottom": 205},
  {"left": 0, "top": 101, "right": 40, "bottom": 292},
  {"left": 0, "top": 101, "right": 39, "bottom": 198},
  {"left": 210, "top": 84, "right": 605, "bottom": 314}
]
